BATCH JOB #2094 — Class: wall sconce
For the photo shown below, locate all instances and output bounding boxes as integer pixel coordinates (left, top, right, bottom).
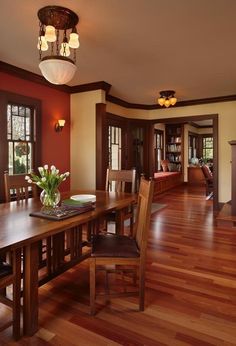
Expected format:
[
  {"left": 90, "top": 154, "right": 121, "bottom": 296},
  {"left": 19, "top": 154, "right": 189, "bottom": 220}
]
[{"left": 55, "top": 119, "right": 65, "bottom": 132}]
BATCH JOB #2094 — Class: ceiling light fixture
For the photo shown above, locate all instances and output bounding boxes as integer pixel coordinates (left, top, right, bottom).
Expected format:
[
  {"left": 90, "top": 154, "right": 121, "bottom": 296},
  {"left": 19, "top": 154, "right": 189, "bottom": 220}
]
[
  {"left": 157, "top": 90, "right": 177, "bottom": 108},
  {"left": 37, "top": 6, "right": 79, "bottom": 85}
]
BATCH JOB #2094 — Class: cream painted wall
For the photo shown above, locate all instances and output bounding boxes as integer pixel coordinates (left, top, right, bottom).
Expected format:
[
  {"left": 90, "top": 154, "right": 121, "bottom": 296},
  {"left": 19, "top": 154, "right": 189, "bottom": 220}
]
[
  {"left": 72, "top": 95, "right": 236, "bottom": 203},
  {"left": 70, "top": 90, "right": 105, "bottom": 189},
  {"left": 198, "top": 127, "right": 213, "bottom": 135},
  {"left": 107, "top": 102, "right": 150, "bottom": 118},
  {"left": 107, "top": 101, "right": 236, "bottom": 202}
]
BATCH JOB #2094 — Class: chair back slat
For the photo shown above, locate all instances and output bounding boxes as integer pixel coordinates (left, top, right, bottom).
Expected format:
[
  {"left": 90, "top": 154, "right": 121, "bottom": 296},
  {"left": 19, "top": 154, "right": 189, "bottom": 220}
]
[
  {"left": 105, "top": 168, "right": 136, "bottom": 193},
  {"left": 134, "top": 178, "right": 154, "bottom": 254},
  {"left": 4, "top": 172, "right": 37, "bottom": 202}
]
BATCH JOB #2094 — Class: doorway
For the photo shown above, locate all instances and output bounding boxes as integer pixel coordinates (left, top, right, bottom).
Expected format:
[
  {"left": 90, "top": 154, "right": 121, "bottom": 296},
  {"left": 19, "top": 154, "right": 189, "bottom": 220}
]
[{"left": 152, "top": 114, "right": 218, "bottom": 210}]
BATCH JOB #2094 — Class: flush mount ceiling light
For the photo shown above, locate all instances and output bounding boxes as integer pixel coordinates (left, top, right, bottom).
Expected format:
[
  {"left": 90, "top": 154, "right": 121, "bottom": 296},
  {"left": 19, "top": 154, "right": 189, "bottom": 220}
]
[
  {"left": 37, "top": 6, "right": 79, "bottom": 85},
  {"left": 157, "top": 90, "right": 177, "bottom": 108}
]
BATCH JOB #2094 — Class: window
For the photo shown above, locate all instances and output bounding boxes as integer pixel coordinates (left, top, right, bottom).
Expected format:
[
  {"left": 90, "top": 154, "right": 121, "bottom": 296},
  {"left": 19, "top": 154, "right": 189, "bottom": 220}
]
[
  {"left": 188, "top": 133, "right": 198, "bottom": 163},
  {"left": 202, "top": 136, "right": 213, "bottom": 161},
  {"left": 108, "top": 125, "right": 122, "bottom": 170},
  {"left": 7, "top": 103, "right": 35, "bottom": 174},
  {"left": 154, "top": 129, "right": 164, "bottom": 171},
  {"left": 0, "top": 91, "right": 41, "bottom": 202}
]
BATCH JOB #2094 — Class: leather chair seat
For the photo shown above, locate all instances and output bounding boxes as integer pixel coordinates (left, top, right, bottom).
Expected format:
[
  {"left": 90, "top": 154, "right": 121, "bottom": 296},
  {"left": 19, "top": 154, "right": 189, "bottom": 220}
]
[
  {"left": 91, "top": 234, "right": 140, "bottom": 258},
  {"left": 0, "top": 261, "right": 13, "bottom": 278}
]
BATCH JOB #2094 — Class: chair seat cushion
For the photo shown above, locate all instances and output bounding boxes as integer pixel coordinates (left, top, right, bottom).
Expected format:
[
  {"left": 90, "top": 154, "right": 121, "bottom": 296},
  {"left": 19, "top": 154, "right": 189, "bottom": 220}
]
[
  {"left": 91, "top": 234, "right": 140, "bottom": 258},
  {"left": 0, "top": 262, "right": 13, "bottom": 279}
]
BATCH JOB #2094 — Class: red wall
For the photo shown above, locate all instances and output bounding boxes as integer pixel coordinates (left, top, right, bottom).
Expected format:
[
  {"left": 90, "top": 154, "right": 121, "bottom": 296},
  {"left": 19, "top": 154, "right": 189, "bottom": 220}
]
[{"left": 0, "top": 72, "right": 70, "bottom": 191}]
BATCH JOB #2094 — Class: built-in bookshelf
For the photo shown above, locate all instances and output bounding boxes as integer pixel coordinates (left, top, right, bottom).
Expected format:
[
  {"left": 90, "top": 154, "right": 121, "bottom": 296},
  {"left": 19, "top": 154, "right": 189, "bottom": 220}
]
[{"left": 165, "top": 124, "right": 184, "bottom": 172}]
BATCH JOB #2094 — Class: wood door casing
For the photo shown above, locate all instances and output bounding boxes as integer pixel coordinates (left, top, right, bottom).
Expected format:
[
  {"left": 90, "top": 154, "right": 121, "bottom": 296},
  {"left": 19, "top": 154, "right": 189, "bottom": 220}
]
[{"left": 96, "top": 106, "right": 150, "bottom": 190}]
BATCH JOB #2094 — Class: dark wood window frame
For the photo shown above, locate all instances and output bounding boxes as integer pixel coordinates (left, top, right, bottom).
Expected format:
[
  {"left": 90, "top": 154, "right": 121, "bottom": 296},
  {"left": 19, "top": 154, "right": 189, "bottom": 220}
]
[
  {"left": 0, "top": 91, "right": 42, "bottom": 202},
  {"left": 154, "top": 129, "right": 164, "bottom": 171},
  {"left": 202, "top": 134, "right": 213, "bottom": 161}
]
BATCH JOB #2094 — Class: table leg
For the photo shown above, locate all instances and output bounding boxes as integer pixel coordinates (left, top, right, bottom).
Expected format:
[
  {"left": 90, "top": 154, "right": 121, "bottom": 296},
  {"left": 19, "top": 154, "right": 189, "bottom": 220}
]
[
  {"left": 52, "top": 232, "right": 65, "bottom": 272},
  {"left": 116, "top": 209, "right": 125, "bottom": 235},
  {"left": 23, "top": 241, "right": 39, "bottom": 336}
]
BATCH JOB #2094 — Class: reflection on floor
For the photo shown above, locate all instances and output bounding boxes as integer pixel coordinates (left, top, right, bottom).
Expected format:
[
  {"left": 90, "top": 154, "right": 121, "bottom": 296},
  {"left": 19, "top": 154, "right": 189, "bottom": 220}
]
[{"left": 1, "top": 185, "right": 235, "bottom": 346}]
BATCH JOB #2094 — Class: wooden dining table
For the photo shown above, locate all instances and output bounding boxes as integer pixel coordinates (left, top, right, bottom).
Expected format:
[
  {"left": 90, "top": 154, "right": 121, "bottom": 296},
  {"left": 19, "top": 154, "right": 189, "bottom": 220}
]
[{"left": 0, "top": 189, "right": 136, "bottom": 337}]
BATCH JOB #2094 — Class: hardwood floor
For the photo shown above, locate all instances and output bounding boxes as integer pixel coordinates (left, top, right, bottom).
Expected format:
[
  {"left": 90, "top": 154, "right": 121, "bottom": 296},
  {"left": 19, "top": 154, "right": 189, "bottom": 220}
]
[{"left": 1, "top": 185, "right": 236, "bottom": 345}]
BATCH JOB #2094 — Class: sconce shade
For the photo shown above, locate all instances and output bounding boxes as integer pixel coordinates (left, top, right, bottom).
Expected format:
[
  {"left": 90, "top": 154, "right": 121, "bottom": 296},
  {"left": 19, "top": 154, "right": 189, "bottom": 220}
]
[
  {"left": 55, "top": 119, "right": 66, "bottom": 132},
  {"left": 58, "top": 119, "right": 65, "bottom": 127},
  {"left": 69, "top": 32, "right": 80, "bottom": 48},
  {"left": 39, "top": 57, "right": 77, "bottom": 85},
  {"left": 45, "top": 25, "right": 56, "bottom": 42}
]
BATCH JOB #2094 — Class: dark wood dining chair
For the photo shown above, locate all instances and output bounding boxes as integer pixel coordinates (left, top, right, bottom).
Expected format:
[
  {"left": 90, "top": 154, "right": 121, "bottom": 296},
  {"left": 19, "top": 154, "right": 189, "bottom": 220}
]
[
  {"left": 89, "top": 177, "right": 154, "bottom": 315},
  {"left": 4, "top": 172, "right": 51, "bottom": 275},
  {"left": 104, "top": 168, "right": 136, "bottom": 234},
  {"left": 4, "top": 172, "right": 37, "bottom": 202},
  {"left": 0, "top": 249, "right": 21, "bottom": 339}
]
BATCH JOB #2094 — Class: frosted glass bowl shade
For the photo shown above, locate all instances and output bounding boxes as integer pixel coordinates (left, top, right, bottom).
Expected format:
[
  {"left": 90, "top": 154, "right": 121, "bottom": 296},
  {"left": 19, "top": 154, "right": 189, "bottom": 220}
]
[{"left": 39, "top": 56, "right": 77, "bottom": 85}]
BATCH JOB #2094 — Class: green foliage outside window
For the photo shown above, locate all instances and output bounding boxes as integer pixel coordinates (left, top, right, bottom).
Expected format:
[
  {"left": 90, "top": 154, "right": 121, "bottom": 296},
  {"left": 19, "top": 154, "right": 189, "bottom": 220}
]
[
  {"left": 14, "top": 159, "right": 26, "bottom": 174},
  {"left": 203, "top": 137, "right": 213, "bottom": 161}
]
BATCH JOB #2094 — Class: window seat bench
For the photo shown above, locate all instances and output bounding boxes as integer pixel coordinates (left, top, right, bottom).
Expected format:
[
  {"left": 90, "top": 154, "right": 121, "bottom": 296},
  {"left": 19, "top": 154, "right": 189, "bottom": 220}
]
[{"left": 153, "top": 171, "right": 182, "bottom": 200}]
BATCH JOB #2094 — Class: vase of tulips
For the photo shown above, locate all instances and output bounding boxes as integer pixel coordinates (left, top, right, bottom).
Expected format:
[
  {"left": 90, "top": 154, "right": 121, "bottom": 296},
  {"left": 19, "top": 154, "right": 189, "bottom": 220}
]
[{"left": 25, "top": 165, "right": 70, "bottom": 210}]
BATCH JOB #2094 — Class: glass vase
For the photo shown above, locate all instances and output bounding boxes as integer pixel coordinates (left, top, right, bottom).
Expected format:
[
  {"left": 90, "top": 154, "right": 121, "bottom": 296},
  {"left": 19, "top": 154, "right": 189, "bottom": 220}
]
[{"left": 40, "top": 189, "right": 61, "bottom": 212}]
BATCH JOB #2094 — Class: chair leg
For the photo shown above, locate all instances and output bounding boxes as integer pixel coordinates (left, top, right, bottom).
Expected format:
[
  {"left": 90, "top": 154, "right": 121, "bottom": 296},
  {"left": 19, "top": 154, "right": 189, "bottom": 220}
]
[
  {"left": 13, "top": 248, "right": 21, "bottom": 340},
  {"left": 90, "top": 258, "right": 96, "bottom": 315},
  {"left": 139, "top": 263, "right": 145, "bottom": 311}
]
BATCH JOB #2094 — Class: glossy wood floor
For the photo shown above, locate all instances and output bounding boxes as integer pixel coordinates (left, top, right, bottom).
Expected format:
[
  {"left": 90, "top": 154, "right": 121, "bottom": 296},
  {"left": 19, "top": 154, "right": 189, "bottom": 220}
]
[{"left": 1, "top": 185, "right": 236, "bottom": 345}]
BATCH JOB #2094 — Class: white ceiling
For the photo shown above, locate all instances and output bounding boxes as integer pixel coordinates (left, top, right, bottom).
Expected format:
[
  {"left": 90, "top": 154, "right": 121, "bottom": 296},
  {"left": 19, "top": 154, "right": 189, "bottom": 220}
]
[{"left": 1, "top": 0, "right": 236, "bottom": 105}]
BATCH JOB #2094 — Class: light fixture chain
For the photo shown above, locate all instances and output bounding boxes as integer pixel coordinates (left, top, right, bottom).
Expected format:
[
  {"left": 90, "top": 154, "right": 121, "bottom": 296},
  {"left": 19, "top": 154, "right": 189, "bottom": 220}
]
[
  {"left": 56, "top": 29, "right": 59, "bottom": 56},
  {"left": 63, "top": 30, "right": 67, "bottom": 56},
  {"left": 38, "top": 21, "right": 42, "bottom": 60},
  {"left": 73, "top": 49, "right": 76, "bottom": 63},
  {"left": 51, "top": 42, "right": 54, "bottom": 56}
]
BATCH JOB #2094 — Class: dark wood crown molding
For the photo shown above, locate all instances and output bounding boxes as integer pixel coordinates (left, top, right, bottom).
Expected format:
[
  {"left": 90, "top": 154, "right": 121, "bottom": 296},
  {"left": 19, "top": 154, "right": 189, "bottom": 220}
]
[
  {"left": 2, "top": 61, "right": 236, "bottom": 107},
  {"left": 107, "top": 93, "right": 236, "bottom": 109},
  {"left": 70, "top": 81, "right": 111, "bottom": 94},
  {"left": 0, "top": 61, "right": 111, "bottom": 95},
  {"left": 0, "top": 61, "right": 71, "bottom": 93},
  {"left": 106, "top": 95, "right": 157, "bottom": 109}
]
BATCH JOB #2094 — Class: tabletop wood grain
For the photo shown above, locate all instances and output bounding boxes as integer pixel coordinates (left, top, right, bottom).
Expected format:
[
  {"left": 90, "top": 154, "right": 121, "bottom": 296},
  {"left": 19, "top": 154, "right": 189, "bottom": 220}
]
[{"left": 0, "top": 190, "right": 136, "bottom": 252}]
